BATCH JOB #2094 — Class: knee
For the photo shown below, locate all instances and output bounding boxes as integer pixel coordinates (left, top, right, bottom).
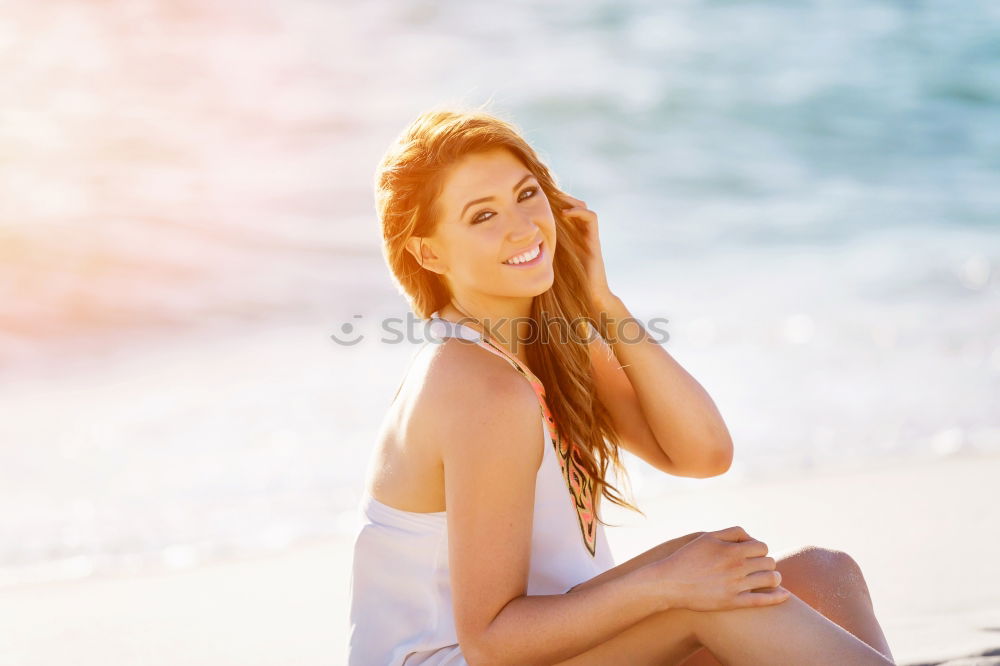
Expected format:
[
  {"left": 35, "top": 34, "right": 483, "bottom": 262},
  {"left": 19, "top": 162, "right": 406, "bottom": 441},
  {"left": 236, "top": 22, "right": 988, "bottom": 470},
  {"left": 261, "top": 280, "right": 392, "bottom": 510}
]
[
  {"left": 779, "top": 545, "right": 872, "bottom": 610},
  {"left": 804, "top": 546, "right": 865, "bottom": 580}
]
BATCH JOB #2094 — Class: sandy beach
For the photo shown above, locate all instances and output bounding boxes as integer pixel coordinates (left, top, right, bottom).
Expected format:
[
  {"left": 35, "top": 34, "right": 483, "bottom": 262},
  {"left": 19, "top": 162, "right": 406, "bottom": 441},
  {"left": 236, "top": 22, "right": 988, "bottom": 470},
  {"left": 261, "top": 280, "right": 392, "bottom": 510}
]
[
  {"left": 4, "top": 1, "right": 998, "bottom": 665},
  {"left": 2, "top": 452, "right": 997, "bottom": 666}
]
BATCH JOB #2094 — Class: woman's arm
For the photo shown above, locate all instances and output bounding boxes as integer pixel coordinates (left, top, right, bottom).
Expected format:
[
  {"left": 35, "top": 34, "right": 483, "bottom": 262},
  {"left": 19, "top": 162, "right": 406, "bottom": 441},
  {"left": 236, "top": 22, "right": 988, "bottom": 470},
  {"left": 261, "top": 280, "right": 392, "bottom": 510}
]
[
  {"left": 434, "top": 343, "right": 676, "bottom": 665},
  {"left": 566, "top": 530, "right": 704, "bottom": 594},
  {"left": 590, "top": 292, "right": 734, "bottom": 478},
  {"left": 473, "top": 569, "right": 670, "bottom": 665},
  {"left": 557, "top": 193, "right": 733, "bottom": 478}
]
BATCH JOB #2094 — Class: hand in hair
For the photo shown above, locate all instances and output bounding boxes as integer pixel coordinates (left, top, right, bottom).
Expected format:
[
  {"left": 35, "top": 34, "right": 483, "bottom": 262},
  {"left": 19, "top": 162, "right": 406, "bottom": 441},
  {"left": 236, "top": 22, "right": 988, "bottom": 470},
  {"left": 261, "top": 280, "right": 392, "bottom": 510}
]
[{"left": 558, "top": 193, "right": 615, "bottom": 309}]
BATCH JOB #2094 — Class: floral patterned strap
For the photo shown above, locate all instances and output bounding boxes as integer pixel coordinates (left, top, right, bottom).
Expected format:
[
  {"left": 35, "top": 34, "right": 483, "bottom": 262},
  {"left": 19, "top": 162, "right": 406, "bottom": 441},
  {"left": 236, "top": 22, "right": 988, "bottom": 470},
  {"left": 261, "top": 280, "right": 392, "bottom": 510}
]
[{"left": 474, "top": 337, "right": 599, "bottom": 557}]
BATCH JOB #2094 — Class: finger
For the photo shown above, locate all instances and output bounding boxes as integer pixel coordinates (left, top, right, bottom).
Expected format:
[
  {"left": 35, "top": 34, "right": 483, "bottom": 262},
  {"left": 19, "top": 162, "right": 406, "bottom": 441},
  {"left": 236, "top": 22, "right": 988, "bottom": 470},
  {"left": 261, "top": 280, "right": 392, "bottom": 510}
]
[
  {"left": 739, "top": 539, "right": 770, "bottom": 558},
  {"left": 742, "top": 555, "right": 776, "bottom": 574},
  {"left": 737, "top": 585, "right": 791, "bottom": 607},
  {"left": 743, "top": 568, "right": 782, "bottom": 591},
  {"left": 562, "top": 210, "right": 598, "bottom": 225},
  {"left": 714, "top": 525, "right": 752, "bottom": 542}
]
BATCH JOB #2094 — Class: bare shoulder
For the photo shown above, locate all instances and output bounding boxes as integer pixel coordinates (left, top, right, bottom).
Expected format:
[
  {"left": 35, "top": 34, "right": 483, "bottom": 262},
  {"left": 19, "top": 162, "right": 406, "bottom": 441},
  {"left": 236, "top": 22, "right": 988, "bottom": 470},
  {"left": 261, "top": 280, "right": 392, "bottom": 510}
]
[{"left": 417, "top": 337, "right": 543, "bottom": 468}]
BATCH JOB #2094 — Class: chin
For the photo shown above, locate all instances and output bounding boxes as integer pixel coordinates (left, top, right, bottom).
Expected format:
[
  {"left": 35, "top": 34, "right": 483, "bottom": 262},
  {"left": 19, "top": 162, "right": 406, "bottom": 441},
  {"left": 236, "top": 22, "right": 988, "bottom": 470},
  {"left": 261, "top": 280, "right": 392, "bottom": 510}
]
[
  {"left": 520, "top": 270, "right": 555, "bottom": 298},
  {"left": 489, "top": 273, "right": 554, "bottom": 300}
]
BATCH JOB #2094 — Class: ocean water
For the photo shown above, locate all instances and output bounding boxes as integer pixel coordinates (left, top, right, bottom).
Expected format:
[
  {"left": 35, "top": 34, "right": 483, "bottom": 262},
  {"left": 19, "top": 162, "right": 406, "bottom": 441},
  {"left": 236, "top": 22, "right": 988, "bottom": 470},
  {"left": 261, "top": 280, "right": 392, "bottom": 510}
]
[{"left": 1, "top": 0, "right": 998, "bottom": 586}]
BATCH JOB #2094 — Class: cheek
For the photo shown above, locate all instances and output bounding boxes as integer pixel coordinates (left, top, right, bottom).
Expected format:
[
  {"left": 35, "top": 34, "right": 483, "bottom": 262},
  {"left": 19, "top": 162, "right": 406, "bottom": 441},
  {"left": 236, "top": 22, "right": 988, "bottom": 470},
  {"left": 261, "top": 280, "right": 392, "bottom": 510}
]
[
  {"left": 544, "top": 219, "right": 558, "bottom": 250},
  {"left": 453, "top": 241, "right": 500, "bottom": 278}
]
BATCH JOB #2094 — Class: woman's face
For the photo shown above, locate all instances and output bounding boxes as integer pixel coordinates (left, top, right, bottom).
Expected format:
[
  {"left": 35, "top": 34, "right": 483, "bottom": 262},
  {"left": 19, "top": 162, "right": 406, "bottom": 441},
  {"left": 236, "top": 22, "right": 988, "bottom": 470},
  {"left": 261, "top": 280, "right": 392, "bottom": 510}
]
[{"left": 410, "top": 147, "right": 557, "bottom": 304}]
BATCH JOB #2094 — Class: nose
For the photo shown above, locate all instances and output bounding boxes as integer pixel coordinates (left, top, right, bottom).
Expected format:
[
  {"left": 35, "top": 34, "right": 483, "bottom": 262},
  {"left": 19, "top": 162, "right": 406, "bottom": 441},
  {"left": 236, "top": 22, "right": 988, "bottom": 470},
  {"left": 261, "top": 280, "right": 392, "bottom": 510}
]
[{"left": 507, "top": 208, "right": 540, "bottom": 245}]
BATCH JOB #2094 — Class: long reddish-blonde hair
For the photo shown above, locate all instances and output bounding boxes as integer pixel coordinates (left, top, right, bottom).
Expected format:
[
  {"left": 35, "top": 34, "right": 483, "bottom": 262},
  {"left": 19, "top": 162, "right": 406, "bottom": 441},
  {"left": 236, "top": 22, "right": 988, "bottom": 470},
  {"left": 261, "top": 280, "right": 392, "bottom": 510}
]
[{"left": 374, "top": 102, "right": 643, "bottom": 525}]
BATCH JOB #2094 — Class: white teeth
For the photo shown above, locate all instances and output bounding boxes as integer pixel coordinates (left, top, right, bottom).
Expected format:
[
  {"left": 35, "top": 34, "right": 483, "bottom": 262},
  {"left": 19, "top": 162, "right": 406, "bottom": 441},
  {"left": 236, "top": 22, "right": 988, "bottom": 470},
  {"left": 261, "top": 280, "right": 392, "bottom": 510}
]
[{"left": 503, "top": 244, "right": 541, "bottom": 265}]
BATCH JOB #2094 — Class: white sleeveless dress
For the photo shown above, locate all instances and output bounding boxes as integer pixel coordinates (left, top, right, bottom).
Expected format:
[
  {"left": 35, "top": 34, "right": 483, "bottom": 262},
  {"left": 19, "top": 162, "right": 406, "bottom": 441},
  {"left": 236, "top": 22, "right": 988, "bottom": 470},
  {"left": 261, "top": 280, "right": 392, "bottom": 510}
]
[{"left": 346, "top": 313, "right": 616, "bottom": 665}]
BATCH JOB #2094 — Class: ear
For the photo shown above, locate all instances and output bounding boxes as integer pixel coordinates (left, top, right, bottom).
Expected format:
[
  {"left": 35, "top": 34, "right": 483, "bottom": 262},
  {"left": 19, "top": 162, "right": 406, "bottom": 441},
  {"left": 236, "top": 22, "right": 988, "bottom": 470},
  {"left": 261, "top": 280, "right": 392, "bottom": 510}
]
[{"left": 404, "top": 236, "right": 447, "bottom": 274}]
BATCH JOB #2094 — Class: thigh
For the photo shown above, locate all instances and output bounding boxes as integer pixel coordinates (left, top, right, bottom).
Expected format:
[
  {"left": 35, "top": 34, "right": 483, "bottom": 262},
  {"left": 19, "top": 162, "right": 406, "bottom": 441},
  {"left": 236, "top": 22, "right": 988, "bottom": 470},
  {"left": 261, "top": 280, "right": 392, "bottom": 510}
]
[
  {"left": 556, "top": 545, "right": 872, "bottom": 666},
  {"left": 552, "top": 545, "right": 821, "bottom": 665},
  {"left": 675, "top": 545, "right": 859, "bottom": 665},
  {"left": 552, "top": 607, "right": 703, "bottom": 666}
]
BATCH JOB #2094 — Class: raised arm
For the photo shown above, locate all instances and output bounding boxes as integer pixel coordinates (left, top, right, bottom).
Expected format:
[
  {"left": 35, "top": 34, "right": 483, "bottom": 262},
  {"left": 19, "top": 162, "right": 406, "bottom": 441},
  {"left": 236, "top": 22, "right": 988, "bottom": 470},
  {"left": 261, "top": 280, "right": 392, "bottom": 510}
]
[{"left": 437, "top": 347, "right": 668, "bottom": 665}]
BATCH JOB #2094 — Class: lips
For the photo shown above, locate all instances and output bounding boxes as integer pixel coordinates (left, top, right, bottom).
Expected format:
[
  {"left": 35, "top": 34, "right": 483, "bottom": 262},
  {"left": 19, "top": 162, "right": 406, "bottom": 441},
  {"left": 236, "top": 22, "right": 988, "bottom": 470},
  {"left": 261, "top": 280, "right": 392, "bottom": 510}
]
[
  {"left": 502, "top": 240, "right": 543, "bottom": 264},
  {"left": 502, "top": 241, "right": 545, "bottom": 268}
]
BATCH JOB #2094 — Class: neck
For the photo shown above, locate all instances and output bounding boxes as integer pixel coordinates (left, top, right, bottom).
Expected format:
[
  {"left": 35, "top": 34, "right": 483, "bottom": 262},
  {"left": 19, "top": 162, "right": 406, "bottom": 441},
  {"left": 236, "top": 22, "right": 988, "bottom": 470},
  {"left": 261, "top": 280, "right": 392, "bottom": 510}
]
[{"left": 440, "top": 296, "right": 535, "bottom": 364}]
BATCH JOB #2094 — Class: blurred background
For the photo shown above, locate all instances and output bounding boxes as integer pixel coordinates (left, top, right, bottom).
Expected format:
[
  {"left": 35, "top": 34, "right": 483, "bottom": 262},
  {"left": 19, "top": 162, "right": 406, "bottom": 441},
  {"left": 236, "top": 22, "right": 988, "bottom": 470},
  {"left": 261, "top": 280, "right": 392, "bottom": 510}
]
[{"left": 2, "top": 0, "right": 998, "bottom": 603}]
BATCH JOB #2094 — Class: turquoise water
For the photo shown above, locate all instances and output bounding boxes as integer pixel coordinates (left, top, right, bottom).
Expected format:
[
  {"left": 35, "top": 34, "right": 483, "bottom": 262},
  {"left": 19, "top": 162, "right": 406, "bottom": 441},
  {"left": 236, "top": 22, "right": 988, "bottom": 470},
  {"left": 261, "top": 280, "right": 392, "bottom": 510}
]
[{"left": 1, "top": 0, "right": 997, "bottom": 584}]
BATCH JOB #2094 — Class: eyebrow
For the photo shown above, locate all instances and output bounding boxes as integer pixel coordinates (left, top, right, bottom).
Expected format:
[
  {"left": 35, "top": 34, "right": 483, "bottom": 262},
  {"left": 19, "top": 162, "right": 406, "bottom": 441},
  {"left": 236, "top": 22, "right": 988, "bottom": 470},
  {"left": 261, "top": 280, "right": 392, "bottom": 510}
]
[{"left": 459, "top": 173, "right": 536, "bottom": 220}]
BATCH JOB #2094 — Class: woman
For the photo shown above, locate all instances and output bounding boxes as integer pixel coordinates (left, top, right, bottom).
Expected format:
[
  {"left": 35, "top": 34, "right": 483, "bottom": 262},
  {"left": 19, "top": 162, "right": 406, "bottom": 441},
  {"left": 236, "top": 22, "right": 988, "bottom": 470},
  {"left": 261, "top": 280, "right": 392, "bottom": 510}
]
[{"left": 348, "top": 105, "right": 896, "bottom": 665}]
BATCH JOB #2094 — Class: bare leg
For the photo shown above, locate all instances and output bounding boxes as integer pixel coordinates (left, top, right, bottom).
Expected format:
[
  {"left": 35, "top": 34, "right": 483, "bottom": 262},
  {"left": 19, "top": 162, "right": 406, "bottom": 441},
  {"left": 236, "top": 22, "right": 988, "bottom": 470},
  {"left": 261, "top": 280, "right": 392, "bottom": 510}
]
[
  {"left": 678, "top": 545, "right": 894, "bottom": 665},
  {"left": 686, "top": 591, "right": 893, "bottom": 666},
  {"left": 554, "top": 586, "right": 892, "bottom": 666}
]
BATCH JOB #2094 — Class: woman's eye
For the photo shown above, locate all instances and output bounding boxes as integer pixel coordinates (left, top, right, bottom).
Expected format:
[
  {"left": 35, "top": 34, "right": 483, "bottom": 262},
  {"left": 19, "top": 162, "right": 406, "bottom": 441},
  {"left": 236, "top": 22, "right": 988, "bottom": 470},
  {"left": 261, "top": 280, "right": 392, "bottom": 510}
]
[{"left": 471, "top": 188, "right": 539, "bottom": 225}]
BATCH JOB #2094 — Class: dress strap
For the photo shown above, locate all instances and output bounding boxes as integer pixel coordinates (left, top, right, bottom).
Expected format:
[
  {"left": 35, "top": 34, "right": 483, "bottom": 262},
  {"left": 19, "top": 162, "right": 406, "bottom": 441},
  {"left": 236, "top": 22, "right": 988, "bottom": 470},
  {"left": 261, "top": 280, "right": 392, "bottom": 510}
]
[
  {"left": 428, "top": 312, "right": 600, "bottom": 556},
  {"left": 427, "top": 312, "right": 544, "bottom": 389}
]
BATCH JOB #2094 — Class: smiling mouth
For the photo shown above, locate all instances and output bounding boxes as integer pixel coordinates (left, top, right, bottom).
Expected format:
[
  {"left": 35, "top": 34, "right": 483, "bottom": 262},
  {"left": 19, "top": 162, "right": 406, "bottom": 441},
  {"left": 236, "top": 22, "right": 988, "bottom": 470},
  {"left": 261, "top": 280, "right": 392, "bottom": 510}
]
[{"left": 502, "top": 241, "right": 544, "bottom": 266}]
